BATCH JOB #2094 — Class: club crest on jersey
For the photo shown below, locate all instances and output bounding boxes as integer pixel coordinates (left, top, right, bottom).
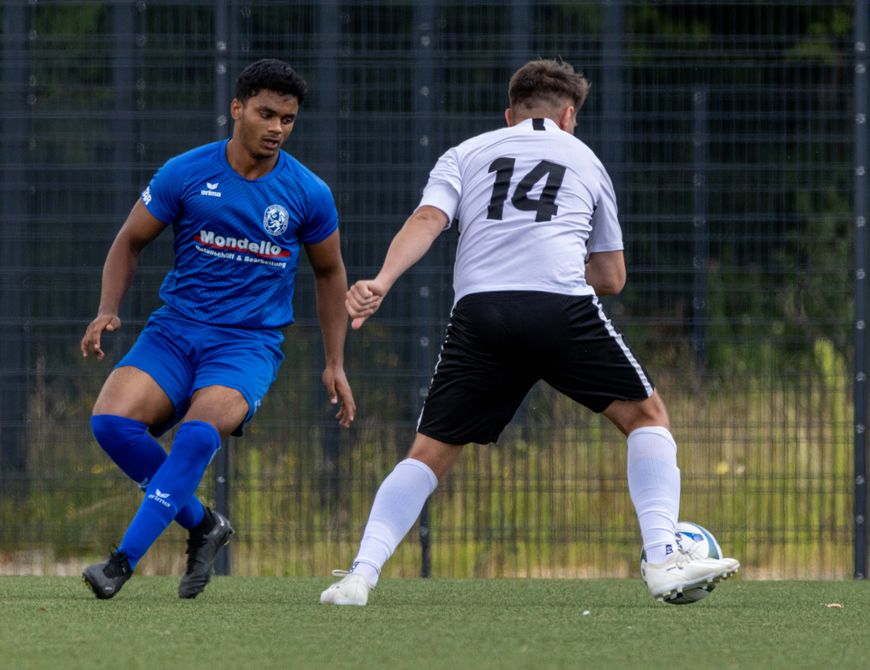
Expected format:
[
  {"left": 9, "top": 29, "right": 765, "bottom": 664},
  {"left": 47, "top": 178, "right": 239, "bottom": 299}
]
[{"left": 263, "top": 204, "right": 289, "bottom": 237}]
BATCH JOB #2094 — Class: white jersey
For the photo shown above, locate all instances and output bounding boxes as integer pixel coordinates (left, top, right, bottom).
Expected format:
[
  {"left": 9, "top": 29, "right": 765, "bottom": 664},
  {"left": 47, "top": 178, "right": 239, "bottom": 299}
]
[{"left": 418, "top": 117, "right": 623, "bottom": 304}]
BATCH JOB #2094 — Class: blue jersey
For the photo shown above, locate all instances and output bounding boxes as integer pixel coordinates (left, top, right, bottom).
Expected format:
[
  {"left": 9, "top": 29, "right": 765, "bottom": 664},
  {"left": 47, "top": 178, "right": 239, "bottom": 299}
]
[{"left": 140, "top": 139, "right": 338, "bottom": 328}]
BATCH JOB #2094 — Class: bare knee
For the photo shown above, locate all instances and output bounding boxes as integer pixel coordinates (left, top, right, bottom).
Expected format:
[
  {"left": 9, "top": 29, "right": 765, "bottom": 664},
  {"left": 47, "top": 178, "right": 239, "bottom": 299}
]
[
  {"left": 406, "top": 434, "right": 464, "bottom": 480},
  {"left": 184, "top": 386, "right": 249, "bottom": 438},
  {"left": 92, "top": 367, "right": 174, "bottom": 425},
  {"left": 602, "top": 391, "right": 670, "bottom": 436}
]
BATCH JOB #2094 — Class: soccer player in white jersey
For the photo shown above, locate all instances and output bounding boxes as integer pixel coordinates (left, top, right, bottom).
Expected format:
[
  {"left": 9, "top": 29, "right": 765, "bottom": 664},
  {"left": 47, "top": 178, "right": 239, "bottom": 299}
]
[{"left": 322, "top": 58, "right": 738, "bottom": 606}]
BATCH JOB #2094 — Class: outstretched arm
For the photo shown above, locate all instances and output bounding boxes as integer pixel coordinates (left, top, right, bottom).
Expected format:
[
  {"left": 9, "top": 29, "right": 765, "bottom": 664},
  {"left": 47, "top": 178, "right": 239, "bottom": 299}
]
[
  {"left": 345, "top": 205, "right": 449, "bottom": 329},
  {"left": 80, "top": 200, "right": 166, "bottom": 359},
  {"left": 305, "top": 230, "right": 356, "bottom": 427}
]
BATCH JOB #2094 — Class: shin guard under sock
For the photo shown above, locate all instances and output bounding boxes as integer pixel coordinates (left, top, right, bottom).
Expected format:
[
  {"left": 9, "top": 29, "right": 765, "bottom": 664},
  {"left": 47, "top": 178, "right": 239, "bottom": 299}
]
[
  {"left": 627, "top": 426, "right": 681, "bottom": 564},
  {"left": 352, "top": 458, "right": 438, "bottom": 586},
  {"left": 119, "top": 421, "right": 221, "bottom": 568},
  {"left": 91, "top": 414, "right": 206, "bottom": 529}
]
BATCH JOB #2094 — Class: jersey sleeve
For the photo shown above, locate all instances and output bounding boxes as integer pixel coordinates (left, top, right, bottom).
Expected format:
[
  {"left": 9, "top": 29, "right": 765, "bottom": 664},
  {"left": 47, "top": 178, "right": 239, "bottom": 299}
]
[
  {"left": 300, "top": 178, "right": 339, "bottom": 245},
  {"left": 418, "top": 147, "right": 462, "bottom": 224},
  {"left": 586, "top": 162, "right": 624, "bottom": 253},
  {"left": 140, "top": 154, "right": 187, "bottom": 226}
]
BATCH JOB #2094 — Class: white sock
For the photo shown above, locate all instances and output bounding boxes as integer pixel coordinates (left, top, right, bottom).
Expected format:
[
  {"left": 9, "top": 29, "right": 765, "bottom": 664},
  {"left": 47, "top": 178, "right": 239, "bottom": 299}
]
[
  {"left": 351, "top": 458, "right": 438, "bottom": 586},
  {"left": 627, "top": 426, "right": 680, "bottom": 564}
]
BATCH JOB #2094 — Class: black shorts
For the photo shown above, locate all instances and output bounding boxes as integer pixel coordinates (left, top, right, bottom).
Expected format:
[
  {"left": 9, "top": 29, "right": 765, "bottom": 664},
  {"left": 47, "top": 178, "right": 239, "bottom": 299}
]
[{"left": 417, "top": 291, "right": 655, "bottom": 445}]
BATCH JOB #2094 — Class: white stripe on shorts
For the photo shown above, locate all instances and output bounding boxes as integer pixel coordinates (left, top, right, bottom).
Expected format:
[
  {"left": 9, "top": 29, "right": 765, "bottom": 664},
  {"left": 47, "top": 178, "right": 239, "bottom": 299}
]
[
  {"left": 591, "top": 296, "right": 654, "bottom": 397},
  {"left": 415, "top": 306, "right": 455, "bottom": 433}
]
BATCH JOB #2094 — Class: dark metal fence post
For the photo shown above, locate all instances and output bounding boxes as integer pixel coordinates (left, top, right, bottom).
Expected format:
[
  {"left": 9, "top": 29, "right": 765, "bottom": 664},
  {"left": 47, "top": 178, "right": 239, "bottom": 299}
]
[
  {"left": 317, "top": 0, "right": 342, "bottom": 518},
  {"left": 511, "top": 1, "right": 532, "bottom": 66},
  {"left": 213, "top": 443, "right": 231, "bottom": 576},
  {"left": 692, "top": 88, "right": 709, "bottom": 370},
  {"left": 854, "top": 0, "right": 869, "bottom": 580},
  {"left": 112, "top": 1, "right": 137, "bottom": 328},
  {"left": 213, "top": 0, "right": 232, "bottom": 577},
  {"left": 509, "top": 2, "right": 534, "bottom": 444},
  {"left": 414, "top": 0, "right": 436, "bottom": 578},
  {"left": 601, "top": 0, "right": 625, "bottom": 199},
  {"left": 0, "top": 2, "right": 30, "bottom": 500},
  {"left": 112, "top": 4, "right": 135, "bottom": 213}
]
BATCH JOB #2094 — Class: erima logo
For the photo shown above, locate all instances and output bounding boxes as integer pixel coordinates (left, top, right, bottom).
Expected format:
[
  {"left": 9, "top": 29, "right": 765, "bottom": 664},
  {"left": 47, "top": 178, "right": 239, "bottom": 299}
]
[
  {"left": 201, "top": 181, "right": 222, "bottom": 198},
  {"left": 195, "top": 229, "right": 290, "bottom": 258},
  {"left": 147, "top": 488, "right": 172, "bottom": 508},
  {"left": 141, "top": 186, "right": 152, "bottom": 205}
]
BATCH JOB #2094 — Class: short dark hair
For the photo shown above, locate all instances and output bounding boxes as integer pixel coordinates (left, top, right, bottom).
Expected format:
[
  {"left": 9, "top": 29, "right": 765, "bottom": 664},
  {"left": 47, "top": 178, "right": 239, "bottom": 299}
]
[
  {"left": 508, "top": 58, "right": 590, "bottom": 112},
  {"left": 235, "top": 58, "right": 308, "bottom": 105}
]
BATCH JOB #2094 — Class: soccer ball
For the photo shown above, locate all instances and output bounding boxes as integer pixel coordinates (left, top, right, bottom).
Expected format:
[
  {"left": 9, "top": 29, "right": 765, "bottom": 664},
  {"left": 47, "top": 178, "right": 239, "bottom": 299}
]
[{"left": 640, "top": 521, "right": 724, "bottom": 605}]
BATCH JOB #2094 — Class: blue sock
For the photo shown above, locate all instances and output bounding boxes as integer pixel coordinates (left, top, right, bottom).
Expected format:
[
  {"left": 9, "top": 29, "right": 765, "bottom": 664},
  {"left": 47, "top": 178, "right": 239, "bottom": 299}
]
[
  {"left": 118, "top": 421, "right": 221, "bottom": 569},
  {"left": 91, "top": 414, "right": 206, "bottom": 529}
]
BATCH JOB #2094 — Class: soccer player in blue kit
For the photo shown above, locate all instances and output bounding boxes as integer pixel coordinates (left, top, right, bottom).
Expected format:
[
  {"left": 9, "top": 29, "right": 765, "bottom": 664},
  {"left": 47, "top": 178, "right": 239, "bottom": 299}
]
[{"left": 80, "top": 59, "right": 355, "bottom": 599}]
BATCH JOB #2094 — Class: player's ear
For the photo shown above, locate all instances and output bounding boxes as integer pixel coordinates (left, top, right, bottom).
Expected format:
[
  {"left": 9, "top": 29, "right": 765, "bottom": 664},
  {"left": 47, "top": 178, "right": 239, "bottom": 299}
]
[
  {"left": 504, "top": 108, "right": 513, "bottom": 127},
  {"left": 558, "top": 105, "right": 576, "bottom": 131},
  {"left": 230, "top": 98, "right": 243, "bottom": 121}
]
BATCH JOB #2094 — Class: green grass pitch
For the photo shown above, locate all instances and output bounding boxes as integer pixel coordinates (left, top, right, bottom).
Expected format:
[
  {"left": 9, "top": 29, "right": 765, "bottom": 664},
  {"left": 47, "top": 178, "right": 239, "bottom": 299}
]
[{"left": 2, "top": 576, "right": 869, "bottom": 669}]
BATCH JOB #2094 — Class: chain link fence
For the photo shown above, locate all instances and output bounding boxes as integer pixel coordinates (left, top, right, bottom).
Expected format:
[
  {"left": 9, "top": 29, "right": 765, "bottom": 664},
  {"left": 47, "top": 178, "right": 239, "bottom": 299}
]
[{"left": 0, "top": 0, "right": 863, "bottom": 580}]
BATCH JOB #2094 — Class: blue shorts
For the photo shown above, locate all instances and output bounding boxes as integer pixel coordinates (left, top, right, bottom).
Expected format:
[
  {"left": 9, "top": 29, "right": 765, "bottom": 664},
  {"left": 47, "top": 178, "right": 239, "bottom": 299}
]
[{"left": 117, "top": 305, "right": 285, "bottom": 437}]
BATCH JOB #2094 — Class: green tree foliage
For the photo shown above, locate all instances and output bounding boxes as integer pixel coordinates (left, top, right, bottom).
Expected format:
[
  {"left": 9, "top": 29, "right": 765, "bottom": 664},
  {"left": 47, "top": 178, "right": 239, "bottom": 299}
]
[{"left": 616, "top": 3, "right": 853, "bottom": 373}]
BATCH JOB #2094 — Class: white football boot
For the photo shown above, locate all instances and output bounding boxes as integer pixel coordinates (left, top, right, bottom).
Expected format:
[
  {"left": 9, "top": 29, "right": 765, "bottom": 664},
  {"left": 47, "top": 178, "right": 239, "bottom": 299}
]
[
  {"left": 641, "top": 550, "right": 740, "bottom": 602},
  {"left": 320, "top": 570, "right": 373, "bottom": 606}
]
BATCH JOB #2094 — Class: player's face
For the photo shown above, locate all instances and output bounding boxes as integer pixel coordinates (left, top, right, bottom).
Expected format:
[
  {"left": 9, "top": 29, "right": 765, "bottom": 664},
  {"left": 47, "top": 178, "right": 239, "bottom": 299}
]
[{"left": 231, "top": 90, "right": 299, "bottom": 160}]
